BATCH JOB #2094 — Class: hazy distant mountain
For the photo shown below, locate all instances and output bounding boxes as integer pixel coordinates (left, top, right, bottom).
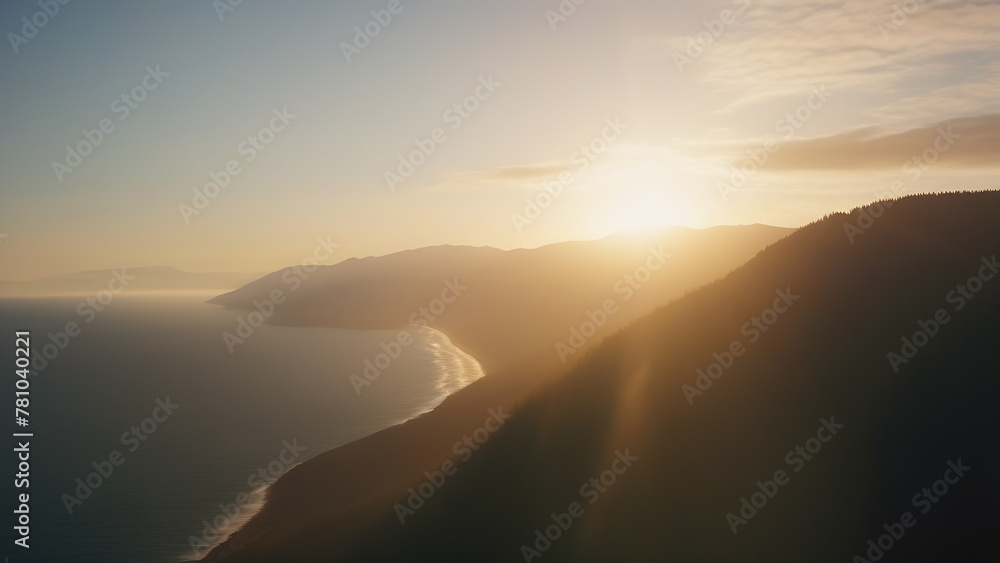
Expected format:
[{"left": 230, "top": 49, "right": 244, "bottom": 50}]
[
  {"left": 210, "top": 225, "right": 794, "bottom": 372},
  {"left": 0, "top": 266, "right": 262, "bottom": 297},
  {"left": 205, "top": 191, "right": 1000, "bottom": 562}
]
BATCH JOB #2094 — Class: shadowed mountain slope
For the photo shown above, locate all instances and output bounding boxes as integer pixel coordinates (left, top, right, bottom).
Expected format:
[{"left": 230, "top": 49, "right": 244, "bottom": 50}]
[
  {"left": 210, "top": 191, "right": 1000, "bottom": 562},
  {"left": 197, "top": 226, "right": 791, "bottom": 561}
]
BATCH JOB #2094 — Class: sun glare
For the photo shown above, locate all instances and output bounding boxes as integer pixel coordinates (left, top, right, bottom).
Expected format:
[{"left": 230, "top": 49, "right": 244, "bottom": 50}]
[{"left": 605, "top": 186, "right": 698, "bottom": 233}]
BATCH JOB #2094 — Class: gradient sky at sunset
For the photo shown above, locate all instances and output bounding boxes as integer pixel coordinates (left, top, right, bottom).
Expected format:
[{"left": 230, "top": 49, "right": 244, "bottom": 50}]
[{"left": 1, "top": 0, "right": 998, "bottom": 280}]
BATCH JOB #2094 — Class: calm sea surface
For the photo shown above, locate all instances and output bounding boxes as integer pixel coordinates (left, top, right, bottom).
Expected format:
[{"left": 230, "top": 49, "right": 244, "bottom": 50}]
[{"left": 0, "top": 294, "right": 482, "bottom": 562}]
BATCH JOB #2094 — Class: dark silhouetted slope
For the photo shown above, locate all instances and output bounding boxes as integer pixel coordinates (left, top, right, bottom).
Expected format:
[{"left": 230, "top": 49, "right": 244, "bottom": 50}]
[
  {"left": 209, "top": 191, "right": 1000, "bottom": 562},
  {"left": 196, "top": 226, "right": 789, "bottom": 561}
]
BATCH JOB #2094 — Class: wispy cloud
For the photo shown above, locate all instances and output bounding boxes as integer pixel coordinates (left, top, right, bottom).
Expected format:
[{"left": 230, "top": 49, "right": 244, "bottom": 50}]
[
  {"left": 433, "top": 144, "right": 702, "bottom": 193},
  {"left": 759, "top": 114, "right": 1000, "bottom": 171},
  {"left": 671, "top": 0, "right": 1000, "bottom": 116},
  {"left": 872, "top": 60, "right": 1000, "bottom": 122},
  {"left": 447, "top": 162, "right": 572, "bottom": 186}
]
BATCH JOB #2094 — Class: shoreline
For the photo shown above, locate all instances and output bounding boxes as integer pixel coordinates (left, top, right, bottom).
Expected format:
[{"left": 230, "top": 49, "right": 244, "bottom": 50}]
[
  {"left": 415, "top": 327, "right": 487, "bottom": 414},
  {"left": 189, "top": 326, "right": 486, "bottom": 562}
]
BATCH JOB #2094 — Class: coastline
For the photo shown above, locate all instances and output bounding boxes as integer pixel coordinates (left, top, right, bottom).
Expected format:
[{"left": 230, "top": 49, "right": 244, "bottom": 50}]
[
  {"left": 189, "top": 326, "right": 486, "bottom": 562},
  {"left": 417, "top": 327, "right": 487, "bottom": 414}
]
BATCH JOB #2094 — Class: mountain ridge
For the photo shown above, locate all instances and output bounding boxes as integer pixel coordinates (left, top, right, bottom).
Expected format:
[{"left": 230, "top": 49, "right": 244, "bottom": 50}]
[
  {"left": 206, "top": 190, "right": 1000, "bottom": 562},
  {"left": 207, "top": 225, "right": 793, "bottom": 373}
]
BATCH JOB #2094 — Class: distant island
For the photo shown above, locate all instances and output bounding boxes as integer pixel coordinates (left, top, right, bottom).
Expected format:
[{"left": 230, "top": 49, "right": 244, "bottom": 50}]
[{"left": 0, "top": 267, "right": 263, "bottom": 298}]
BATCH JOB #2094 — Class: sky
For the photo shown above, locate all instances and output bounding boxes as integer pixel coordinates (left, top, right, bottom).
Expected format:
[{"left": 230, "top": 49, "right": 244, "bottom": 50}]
[{"left": 0, "top": 0, "right": 998, "bottom": 281}]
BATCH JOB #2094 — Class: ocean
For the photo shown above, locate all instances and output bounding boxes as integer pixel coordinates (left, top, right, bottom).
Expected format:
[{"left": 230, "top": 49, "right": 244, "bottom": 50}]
[{"left": 1, "top": 293, "right": 483, "bottom": 562}]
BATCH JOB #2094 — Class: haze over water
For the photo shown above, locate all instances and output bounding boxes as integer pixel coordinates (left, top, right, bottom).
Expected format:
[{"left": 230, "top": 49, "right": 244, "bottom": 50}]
[{"left": 1, "top": 294, "right": 482, "bottom": 562}]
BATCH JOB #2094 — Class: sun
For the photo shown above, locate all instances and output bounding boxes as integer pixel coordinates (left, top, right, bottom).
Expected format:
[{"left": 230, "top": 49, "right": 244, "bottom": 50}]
[
  {"left": 605, "top": 186, "right": 699, "bottom": 233},
  {"left": 570, "top": 147, "right": 704, "bottom": 237}
]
